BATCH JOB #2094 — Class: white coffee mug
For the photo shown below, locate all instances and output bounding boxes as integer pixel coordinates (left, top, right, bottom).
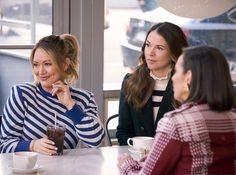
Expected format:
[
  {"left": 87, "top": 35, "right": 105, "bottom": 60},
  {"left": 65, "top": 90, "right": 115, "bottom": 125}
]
[
  {"left": 13, "top": 152, "right": 38, "bottom": 169},
  {"left": 127, "top": 136, "right": 154, "bottom": 152}
]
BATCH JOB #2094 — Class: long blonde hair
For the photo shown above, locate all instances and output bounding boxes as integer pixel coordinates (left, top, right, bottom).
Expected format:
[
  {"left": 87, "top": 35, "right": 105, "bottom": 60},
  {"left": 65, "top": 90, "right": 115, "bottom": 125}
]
[{"left": 30, "top": 34, "right": 79, "bottom": 85}]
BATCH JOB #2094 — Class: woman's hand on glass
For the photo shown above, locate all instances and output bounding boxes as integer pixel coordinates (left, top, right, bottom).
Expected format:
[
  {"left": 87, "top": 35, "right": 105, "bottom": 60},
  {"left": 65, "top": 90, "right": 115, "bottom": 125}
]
[{"left": 30, "top": 138, "right": 57, "bottom": 155}]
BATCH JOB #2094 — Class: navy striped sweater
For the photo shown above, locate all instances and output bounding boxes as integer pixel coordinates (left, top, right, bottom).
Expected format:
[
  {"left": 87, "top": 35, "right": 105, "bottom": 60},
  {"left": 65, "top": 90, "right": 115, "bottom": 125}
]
[{"left": 0, "top": 82, "right": 105, "bottom": 153}]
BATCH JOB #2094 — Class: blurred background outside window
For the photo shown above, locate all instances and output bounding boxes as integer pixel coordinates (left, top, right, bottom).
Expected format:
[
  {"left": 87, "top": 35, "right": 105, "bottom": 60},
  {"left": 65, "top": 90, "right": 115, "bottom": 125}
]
[
  {"left": 0, "top": 0, "right": 52, "bottom": 114},
  {"left": 104, "top": 0, "right": 236, "bottom": 90},
  {"left": 104, "top": 0, "right": 236, "bottom": 119}
]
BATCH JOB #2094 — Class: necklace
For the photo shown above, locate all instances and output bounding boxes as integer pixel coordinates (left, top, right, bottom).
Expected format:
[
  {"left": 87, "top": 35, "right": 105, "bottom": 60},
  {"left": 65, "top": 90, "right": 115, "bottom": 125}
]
[{"left": 150, "top": 71, "right": 171, "bottom": 81}]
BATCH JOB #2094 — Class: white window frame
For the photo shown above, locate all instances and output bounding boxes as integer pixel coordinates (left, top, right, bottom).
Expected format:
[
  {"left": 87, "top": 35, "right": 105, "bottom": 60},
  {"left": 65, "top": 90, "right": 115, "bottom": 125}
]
[{"left": 55, "top": 0, "right": 105, "bottom": 117}]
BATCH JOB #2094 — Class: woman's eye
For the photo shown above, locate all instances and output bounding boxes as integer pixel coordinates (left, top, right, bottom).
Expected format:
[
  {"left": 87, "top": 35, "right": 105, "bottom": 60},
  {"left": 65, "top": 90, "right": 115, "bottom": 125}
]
[
  {"left": 45, "top": 63, "right": 52, "bottom": 66},
  {"left": 145, "top": 43, "right": 150, "bottom": 47},
  {"left": 33, "top": 63, "right": 38, "bottom": 67},
  {"left": 156, "top": 46, "right": 164, "bottom": 50}
]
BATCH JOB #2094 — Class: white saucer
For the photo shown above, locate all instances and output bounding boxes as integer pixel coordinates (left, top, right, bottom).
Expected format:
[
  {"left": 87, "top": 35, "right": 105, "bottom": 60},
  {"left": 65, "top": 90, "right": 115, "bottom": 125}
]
[
  {"left": 8, "top": 164, "right": 42, "bottom": 174},
  {"left": 128, "top": 147, "right": 142, "bottom": 155},
  {"left": 128, "top": 148, "right": 144, "bottom": 161}
]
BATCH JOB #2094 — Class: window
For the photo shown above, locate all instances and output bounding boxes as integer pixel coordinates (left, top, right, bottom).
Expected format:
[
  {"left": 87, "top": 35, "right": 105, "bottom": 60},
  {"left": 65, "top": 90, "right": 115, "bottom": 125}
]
[
  {"left": 104, "top": 1, "right": 236, "bottom": 89},
  {"left": 0, "top": 0, "right": 52, "bottom": 45},
  {"left": 0, "top": 0, "right": 52, "bottom": 114}
]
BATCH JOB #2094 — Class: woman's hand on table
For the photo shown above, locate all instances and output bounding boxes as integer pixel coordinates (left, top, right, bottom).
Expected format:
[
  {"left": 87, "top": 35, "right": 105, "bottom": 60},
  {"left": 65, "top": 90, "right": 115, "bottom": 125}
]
[
  {"left": 30, "top": 138, "right": 57, "bottom": 155},
  {"left": 117, "top": 153, "right": 133, "bottom": 169},
  {"left": 139, "top": 155, "right": 147, "bottom": 162}
]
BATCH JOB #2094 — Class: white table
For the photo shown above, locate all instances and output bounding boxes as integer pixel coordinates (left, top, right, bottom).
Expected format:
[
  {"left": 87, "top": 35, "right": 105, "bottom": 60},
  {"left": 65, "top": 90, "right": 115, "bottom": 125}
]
[{"left": 0, "top": 146, "right": 129, "bottom": 175}]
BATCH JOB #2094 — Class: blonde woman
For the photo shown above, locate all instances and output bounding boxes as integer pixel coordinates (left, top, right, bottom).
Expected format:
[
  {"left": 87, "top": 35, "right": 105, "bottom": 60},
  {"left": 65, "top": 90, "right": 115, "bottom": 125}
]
[{"left": 0, "top": 34, "right": 105, "bottom": 155}]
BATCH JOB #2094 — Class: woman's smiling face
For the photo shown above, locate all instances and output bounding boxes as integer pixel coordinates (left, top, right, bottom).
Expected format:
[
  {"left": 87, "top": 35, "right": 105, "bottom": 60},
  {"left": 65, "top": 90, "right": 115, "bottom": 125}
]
[{"left": 32, "top": 48, "right": 63, "bottom": 92}]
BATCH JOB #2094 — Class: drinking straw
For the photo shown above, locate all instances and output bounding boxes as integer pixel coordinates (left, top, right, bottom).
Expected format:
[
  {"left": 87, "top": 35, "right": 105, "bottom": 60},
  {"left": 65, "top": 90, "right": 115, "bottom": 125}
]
[{"left": 54, "top": 113, "right": 57, "bottom": 127}]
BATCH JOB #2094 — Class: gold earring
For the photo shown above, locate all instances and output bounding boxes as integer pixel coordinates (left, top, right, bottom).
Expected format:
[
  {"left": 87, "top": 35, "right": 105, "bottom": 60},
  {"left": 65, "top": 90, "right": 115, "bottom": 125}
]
[{"left": 182, "top": 85, "right": 190, "bottom": 101}]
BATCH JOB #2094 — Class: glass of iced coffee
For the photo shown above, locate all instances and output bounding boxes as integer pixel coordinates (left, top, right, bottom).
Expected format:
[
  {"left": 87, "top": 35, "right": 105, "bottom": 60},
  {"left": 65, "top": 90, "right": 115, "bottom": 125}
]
[{"left": 47, "top": 124, "right": 66, "bottom": 155}]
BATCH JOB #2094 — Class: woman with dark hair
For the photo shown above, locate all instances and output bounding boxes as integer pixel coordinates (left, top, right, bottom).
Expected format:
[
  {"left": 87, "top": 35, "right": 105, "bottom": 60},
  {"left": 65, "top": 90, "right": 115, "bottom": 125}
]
[
  {"left": 118, "top": 45, "right": 236, "bottom": 174},
  {"left": 116, "top": 22, "right": 188, "bottom": 145}
]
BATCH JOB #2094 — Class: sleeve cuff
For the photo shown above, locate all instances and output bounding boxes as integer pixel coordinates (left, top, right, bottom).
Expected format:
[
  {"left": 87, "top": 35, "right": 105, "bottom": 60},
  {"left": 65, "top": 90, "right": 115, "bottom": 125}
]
[
  {"left": 120, "top": 158, "right": 141, "bottom": 174},
  {"left": 15, "top": 140, "right": 31, "bottom": 152},
  {"left": 65, "top": 104, "right": 87, "bottom": 124}
]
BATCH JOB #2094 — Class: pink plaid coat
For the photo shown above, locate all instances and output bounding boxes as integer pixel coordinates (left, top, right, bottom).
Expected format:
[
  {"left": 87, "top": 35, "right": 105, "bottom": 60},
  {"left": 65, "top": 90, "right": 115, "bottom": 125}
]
[{"left": 120, "top": 103, "right": 236, "bottom": 175}]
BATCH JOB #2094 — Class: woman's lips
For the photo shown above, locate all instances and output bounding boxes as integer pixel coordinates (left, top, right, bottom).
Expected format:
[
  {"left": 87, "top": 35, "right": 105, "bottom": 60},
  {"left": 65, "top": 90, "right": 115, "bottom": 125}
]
[
  {"left": 39, "top": 76, "right": 49, "bottom": 81},
  {"left": 147, "top": 59, "right": 156, "bottom": 64}
]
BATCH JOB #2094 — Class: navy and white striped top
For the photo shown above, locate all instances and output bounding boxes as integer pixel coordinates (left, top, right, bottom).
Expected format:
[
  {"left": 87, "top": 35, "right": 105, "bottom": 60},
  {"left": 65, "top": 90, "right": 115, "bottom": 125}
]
[
  {"left": 0, "top": 82, "right": 105, "bottom": 153},
  {"left": 150, "top": 72, "right": 169, "bottom": 122}
]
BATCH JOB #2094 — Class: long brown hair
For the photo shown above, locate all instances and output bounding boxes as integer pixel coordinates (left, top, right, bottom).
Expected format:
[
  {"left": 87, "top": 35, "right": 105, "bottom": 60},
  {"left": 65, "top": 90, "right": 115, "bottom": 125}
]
[{"left": 125, "top": 22, "right": 188, "bottom": 110}]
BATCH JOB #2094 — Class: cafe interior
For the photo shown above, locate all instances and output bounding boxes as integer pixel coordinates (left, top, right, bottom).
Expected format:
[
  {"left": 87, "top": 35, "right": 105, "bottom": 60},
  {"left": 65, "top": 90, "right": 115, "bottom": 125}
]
[{"left": 0, "top": 0, "right": 236, "bottom": 174}]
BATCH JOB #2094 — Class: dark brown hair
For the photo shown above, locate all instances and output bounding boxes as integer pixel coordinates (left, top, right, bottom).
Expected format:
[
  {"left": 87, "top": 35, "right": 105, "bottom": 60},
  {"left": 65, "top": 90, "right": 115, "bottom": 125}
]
[
  {"left": 125, "top": 22, "right": 188, "bottom": 110},
  {"left": 182, "top": 45, "right": 235, "bottom": 111},
  {"left": 30, "top": 34, "right": 79, "bottom": 85}
]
